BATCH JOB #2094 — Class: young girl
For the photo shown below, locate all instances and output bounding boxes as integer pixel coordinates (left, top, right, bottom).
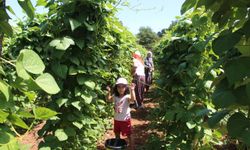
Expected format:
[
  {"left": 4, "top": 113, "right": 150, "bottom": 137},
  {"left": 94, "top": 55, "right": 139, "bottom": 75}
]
[{"left": 106, "top": 77, "right": 136, "bottom": 150}]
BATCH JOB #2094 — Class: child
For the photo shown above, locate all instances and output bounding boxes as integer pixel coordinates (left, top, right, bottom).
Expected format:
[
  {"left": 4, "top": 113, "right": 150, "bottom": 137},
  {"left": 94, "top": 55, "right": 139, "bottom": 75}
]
[{"left": 106, "top": 77, "right": 136, "bottom": 150}]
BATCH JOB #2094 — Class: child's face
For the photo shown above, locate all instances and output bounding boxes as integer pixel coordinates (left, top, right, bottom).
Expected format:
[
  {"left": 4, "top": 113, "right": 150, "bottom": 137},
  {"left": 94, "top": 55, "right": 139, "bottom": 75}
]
[
  {"left": 147, "top": 53, "right": 152, "bottom": 57},
  {"left": 117, "top": 84, "right": 127, "bottom": 95}
]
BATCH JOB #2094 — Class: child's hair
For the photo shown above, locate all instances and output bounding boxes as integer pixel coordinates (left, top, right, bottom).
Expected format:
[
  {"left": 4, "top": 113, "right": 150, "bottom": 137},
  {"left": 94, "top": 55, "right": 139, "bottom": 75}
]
[{"left": 113, "top": 85, "right": 130, "bottom": 97}]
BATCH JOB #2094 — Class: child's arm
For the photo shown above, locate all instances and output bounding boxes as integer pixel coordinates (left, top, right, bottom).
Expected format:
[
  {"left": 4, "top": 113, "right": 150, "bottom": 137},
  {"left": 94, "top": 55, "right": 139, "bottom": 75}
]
[
  {"left": 106, "top": 86, "right": 114, "bottom": 102},
  {"left": 129, "top": 83, "right": 136, "bottom": 103}
]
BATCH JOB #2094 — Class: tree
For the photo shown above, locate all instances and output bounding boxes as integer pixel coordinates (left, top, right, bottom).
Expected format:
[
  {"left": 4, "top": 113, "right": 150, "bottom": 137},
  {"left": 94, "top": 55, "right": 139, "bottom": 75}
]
[
  {"left": 136, "top": 26, "right": 159, "bottom": 50},
  {"left": 157, "top": 21, "right": 178, "bottom": 37}
]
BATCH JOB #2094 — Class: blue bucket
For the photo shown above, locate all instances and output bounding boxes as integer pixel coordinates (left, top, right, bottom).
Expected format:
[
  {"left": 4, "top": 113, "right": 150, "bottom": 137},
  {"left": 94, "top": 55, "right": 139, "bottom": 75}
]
[{"left": 105, "top": 138, "right": 127, "bottom": 149}]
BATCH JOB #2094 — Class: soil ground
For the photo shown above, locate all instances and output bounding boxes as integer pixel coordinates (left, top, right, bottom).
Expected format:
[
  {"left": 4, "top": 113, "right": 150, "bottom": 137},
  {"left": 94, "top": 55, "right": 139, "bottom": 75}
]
[{"left": 18, "top": 122, "right": 45, "bottom": 150}]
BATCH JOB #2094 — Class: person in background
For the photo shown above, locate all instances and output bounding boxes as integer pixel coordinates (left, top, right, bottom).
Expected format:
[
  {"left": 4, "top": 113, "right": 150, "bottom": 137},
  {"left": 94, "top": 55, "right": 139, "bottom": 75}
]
[
  {"left": 106, "top": 77, "right": 136, "bottom": 150},
  {"left": 132, "top": 50, "right": 145, "bottom": 109},
  {"left": 144, "top": 51, "right": 154, "bottom": 92}
]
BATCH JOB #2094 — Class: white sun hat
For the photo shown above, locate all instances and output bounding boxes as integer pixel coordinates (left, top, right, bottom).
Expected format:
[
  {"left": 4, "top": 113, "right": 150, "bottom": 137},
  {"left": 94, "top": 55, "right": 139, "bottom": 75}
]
[{"left": 115, "top": 77, "right": 128, "bottom": 85}]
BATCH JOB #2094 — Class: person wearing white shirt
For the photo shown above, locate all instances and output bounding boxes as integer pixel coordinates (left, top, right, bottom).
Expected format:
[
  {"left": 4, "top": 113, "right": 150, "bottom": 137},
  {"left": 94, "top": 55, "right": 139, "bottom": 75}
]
[{"left": 132, "top": 51, "right": 145, "bottom": 109}]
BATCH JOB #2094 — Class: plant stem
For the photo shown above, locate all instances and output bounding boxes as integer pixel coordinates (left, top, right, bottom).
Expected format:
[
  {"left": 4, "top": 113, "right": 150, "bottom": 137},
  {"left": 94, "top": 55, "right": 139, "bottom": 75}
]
[
  {"left": 0, "top": 57, "right": 15, "bottom": 67},
  {"left": 248, "top": 106, "right": 250, "bottom": 118},
  {"left": 0, "top": 34, "right": 3, "bottom": 57},
  {"left": 10, "top": 125, "right": 21, "bottom": 137},
  {"left": 25, "top": 119, "right": 36, "bottom": 135},
  {"left": 0, "top": 0, "right": 6, "bottom": 57}
]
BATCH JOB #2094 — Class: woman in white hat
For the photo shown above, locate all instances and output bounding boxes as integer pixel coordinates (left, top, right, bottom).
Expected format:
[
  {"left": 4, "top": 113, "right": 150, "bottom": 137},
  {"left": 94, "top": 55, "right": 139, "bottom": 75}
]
[{"left": 132, "top": 51, "right": 145, "bottom": 109}]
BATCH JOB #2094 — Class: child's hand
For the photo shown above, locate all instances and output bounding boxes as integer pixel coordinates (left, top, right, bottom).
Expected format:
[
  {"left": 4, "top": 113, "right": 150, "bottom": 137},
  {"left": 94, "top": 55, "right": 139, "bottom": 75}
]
[
  {"left": 106, "top": 86, "right": 111, "bottom": 92},
  {"left": 130, "top": 83, "right": 136, "bottom": 90}
]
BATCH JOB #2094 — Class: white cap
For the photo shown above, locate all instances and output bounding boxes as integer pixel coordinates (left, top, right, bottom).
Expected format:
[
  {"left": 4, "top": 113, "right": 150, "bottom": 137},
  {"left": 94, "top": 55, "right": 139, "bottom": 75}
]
[
  {"left": 134, "top": 50, "right": 141, "bottom": 57},
  {"left": 115, "top": 77, "right": 128, "bottom": 85},
  {"left": 147, "top": 51, "right": 152, "bottom": 55}
]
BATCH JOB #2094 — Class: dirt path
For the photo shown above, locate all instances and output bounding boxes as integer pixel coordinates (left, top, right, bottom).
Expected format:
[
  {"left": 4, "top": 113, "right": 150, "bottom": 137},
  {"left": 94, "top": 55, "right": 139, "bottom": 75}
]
[
  {"left": 18, "top": 92, "right": 158, "bottom": 150},
  {"left": 97, "top": 92, "right": 158, "bottom": 150},
  {"left": 18, "top": 122, "right": 45, "bottom": 150}
]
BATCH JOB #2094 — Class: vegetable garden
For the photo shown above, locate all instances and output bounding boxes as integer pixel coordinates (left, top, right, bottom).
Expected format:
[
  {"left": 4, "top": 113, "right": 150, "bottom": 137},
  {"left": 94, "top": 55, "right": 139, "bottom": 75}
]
[{"left": 1, "top": 0, "right": 250, "bottom": 149}]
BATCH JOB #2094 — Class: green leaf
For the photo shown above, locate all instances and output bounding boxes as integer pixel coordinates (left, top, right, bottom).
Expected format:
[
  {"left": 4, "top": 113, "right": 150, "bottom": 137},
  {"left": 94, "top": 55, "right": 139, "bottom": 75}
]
[
  {"left": 18, "top": 0, "right": 35, "bottom": 19},
  {"left": 212, "top": 90, "right": 236, "bottom": 108},
  {"left": 55, "top": 129, "right": 68, "bottom": 141},
  {"left": 70, "top": 57, "right": 80, "bottom": 65},
  {"left": 49, "top": 37, "right": 75, "bottom": 51},
  {"left": 227, "top": 112, "right": 250, "bottom": 138},
  {"left": 207, "top": 110, "right": 229, "bottom": 128},
  {"left": 233, "top": 86, "right": 250, "bottom": 105},
  {"left": 0, "top": 21, "right": 13, "bottom": 36},
  {"left": 39, "top": 147, "right": 51, "bottom": 150},
  {"left": 56, "top": 98, "right": 68, "bottom": 107},
  {"left": 36, "top": 0, "right": 48, "bottom": 6},
  {"left": 6, "top": 6, "right": 16, "bottom": 16},
  {"left": 23, "top": 91, "right": 37, "bottom": 101},
  {"left": 17, "top": 110, "right": 34, "bottom": 118},
  {"left": 204, "top": 0, "right": 218, "bottom": 10},
  {"left": 77, "top": 76, "right": 85, "bottom": 85},
  {"left": 0, "top": 66, "right": 5, "bottom": 76},
  {"left": 0, "top": 137, "right": 23, "bottom": 149},
  {"left": 224, "top": 57, "right": 250, "bottom": 86},
  {"left": 16, "top": 53, "right": 31, "bottom": 80},
  {"left": 164, "top": 111, "right": 176, "bottom": 121},
  {"left": 240, "top": 130, "right": 250, "bottom": 146},
  {"left": 0, "top": 9, "right": 11, "bottom": 21},
  {"left": 64, "top": 127, "right": 76, "bottom": 137},
  {"left": 21, "top": 49, "right": 45, "bottom": 74},
  {"left": 0, "top": 110, "right": 9, "bottom": 123},
  {"left": 75, "top": 38, "right": 85, "bottom": 49},
  {"left": 72, "top": 122, "right": 83, "bottom": 129},
  {"left": 212, "top": 79, "right": 237, "bottom": 108},
  {"left": 235, "top": 37, "right": 250, "bottom": 56},
  {"left": 33, "top": 107, "right": 57, "bottom": 120},
  {"left": 68, "top": 66, "right": 78, "bottom": 75},
  {"left": 81, "top": 94, "right": 93, "bottom": 104},
  {"left": 13, "top": 77, "right": 40, "bottom": 92},
  {"left": 51, "top": 63, "right": 68, "bottom": 79},
  {"left": 186, "top": 121, "right": 196, "bottom": 129},
  {"left": 69, "top": 18, "right": 82, "bottom": 31},
  {"left": 35, "top": 73, "right": 60, "bottom": 94},
  {"left": 71, "top": 101, "right": 81, "bottom": 111},
  {"left": 8, "top": 114, "right": 29, "bottom": 129},
  {"left": 246, "top": 83, "right": 250, "bottom": 99},
  {"left": 77, "top": 77, "right": 95, "bottom": 89},
  {"left": 0, "top": 80, "right": 10, "bottom": 101},
  {"left": 0, "top": 128, "right": 15, "bottom": 145},
  {"left": 212, "top": 30, "right": 242, "bottom": 55},
  {"left": 241, "top": 19, "right": 250, "bottom": 38},
  {"left": 84, "top": 81, "right": 96, "bottom": 90},
  {"left": 84, "top": 21, "right": 95, "bottom": 31},
  {"left": 181, "top": 0, "right": 197, "bottom": 14}
]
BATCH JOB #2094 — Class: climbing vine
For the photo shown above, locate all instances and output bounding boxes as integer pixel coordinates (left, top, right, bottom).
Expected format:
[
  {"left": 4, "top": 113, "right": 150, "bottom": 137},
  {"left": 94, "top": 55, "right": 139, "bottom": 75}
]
[
  {"left": 152, "top": 10, "right": 220, "bottom": 149},
  {"left": 1, "top": 0, "right": 141, "bottom": 149}
]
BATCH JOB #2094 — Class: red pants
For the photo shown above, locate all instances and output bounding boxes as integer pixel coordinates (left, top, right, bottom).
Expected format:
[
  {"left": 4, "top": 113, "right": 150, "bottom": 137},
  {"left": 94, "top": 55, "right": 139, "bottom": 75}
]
[{"left": 114, "top": 119, "right": 131, "bottom": 136}]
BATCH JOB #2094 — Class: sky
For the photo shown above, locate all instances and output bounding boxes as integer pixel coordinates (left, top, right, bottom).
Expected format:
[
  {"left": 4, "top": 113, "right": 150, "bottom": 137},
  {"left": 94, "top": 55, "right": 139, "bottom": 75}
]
[
  {"left": 7, "top": 0, "right": 185, "bottom": 35},
  {"left": 116, "top": 0, "right": 185, "bottom": 34}
]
